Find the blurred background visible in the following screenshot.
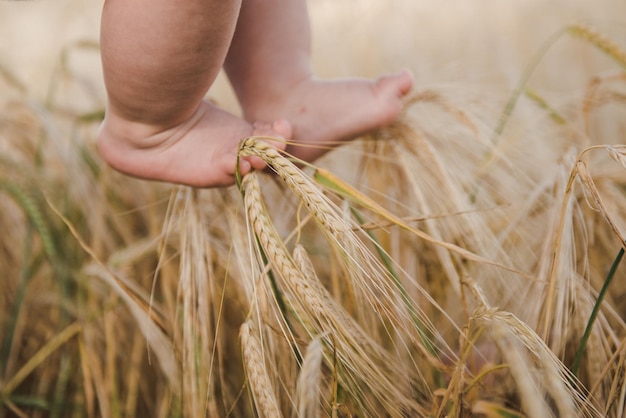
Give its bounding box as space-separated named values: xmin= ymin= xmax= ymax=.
xmin=2 ymin=0 xmax=625 ymax=112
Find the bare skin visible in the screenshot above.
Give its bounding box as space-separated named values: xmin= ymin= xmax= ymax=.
xmin=225 ymin=0 xmax=414 ymax=163
xmin=98 ymin=0 xmax=414 ymax=188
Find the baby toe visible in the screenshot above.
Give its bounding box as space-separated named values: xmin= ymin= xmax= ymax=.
xmin=271 ymin=119 xmax=293 ymax=139
xmin=376 ymin=69 xmax=414 ymax=98
xmin=252 ymin=120 xmax=290 ymax=151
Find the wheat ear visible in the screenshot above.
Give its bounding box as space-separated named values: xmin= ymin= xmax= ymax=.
xmin=239 ymin=137 xmax=351 ymax=237
xmin=568 ymin=24 xmax=626 ymax=70
xmin=241 ymin=172 xmax=426 ymax=416
xmin=240 ymin=319 xmax=282 ymax=418
xmin=294 ymin=337 xmax=324 ymax=418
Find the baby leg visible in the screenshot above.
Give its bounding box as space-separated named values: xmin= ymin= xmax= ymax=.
xmin=225 ymin=0 xmax=414 ymax=163
xmin=98 ymin=0 xmax=288 ymax=187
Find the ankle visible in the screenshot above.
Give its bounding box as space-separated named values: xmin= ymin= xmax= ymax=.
xmin=237 ymin=71 xmax=314 ymax=120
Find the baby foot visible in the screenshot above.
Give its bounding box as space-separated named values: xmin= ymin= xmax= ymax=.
xmin=247 ymin=119 xmax=292 ymax=170
xmin=242 ymin=69 xmax=414 ymax=163
xmin=97 ymin=101 xmax=290 ymax=188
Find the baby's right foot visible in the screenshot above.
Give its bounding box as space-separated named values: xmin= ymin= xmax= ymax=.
xmin=97 ymin=101 xmax=290 ymax=188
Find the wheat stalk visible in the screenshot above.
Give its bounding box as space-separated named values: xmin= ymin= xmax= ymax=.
xmin=241 ymin=171 xmax=426 ymax=416
xmin=176 ymin=188 xmax=215 ymax=417
xmin=240 ymin=136 xmax=464 ymax=351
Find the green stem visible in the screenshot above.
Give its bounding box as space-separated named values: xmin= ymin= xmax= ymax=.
xmin=571 ymin=246 xmax=624 ymax=376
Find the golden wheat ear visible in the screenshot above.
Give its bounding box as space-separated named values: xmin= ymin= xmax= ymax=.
xmin=240 ymin=319 xmax=283 ymax=418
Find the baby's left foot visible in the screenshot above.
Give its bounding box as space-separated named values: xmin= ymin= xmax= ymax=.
xmin=242 ymin=69 xmax=414 ymax=163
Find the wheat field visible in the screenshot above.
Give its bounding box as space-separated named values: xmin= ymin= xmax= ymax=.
xmin=2 ymin=0 xmax=626 ymax=417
